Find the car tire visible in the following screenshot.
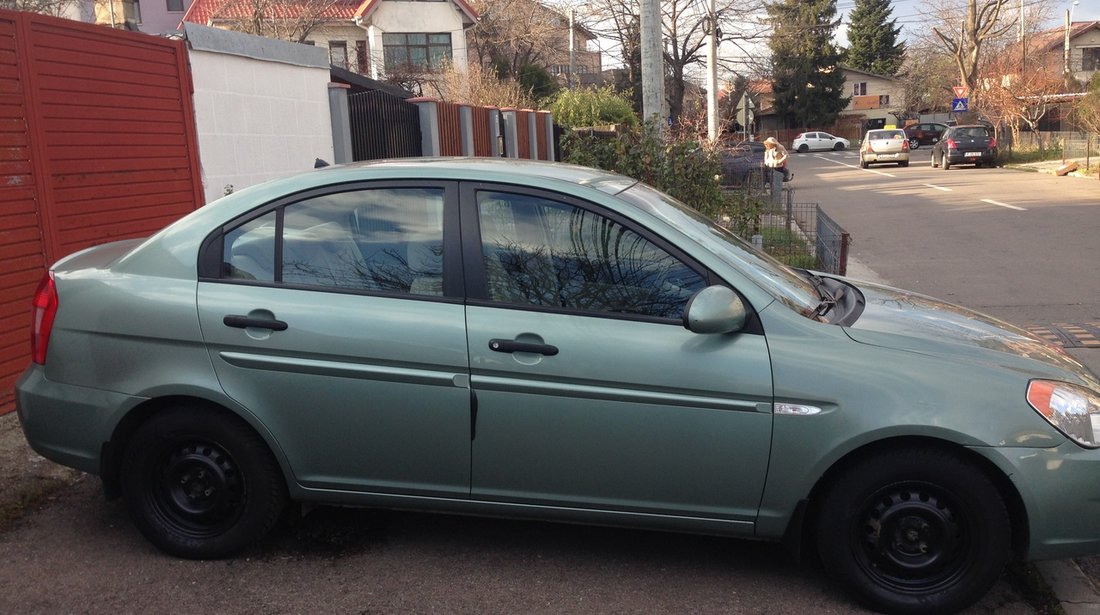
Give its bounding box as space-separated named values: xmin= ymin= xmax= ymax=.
xmin=120 ymin=405 xmax=287 ymax=559
xmin=834 ymin=143 xmax=845 ymax=151
xmin=815 ymin=447 xmax=1011 ymax=615
xmin=908 ymin=138 xmax=919 ymax=149
xmin=798 ymin=144 xmax=809 ymax=153
xmin=942 ymin=159 xmax=951 ymax=170
xmin=860 ymin=159 xmax=868 ymax=169
xmin=900 ymin=161 xmax=909 ymax=167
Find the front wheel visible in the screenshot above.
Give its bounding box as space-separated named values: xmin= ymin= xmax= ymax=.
xmin=834 ymin=143 xmax=846 ymax=151
xmin=815 ymin=448 xmax=1010 ymax=614
xmin=121 ymin=405 xmax=287 ymax=559
xmin=797 ymin=144 xmax=809 ymax=153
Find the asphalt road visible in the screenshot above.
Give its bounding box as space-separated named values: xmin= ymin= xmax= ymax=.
xmin=786 ymin=146 xmax=1100 ymax=325
xmin=2 ymin=151 xmax=1087 ymax=614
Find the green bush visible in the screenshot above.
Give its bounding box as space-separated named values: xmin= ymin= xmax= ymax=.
xmin=549 ymin=86 xmax=638 ymax=129
xmin=560 ymin=121 xmax=768 ymax=238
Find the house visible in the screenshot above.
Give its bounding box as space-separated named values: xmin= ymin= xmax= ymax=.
xmin=839 ymin=65 xmax=902 ymax=127
xmin=180 ymin=0 xmax=478 ymax=80
xmin=1029 ymin=21 xmax=1100 ymax=86
xmin=55 ymin=0 xmax=195 ymax=34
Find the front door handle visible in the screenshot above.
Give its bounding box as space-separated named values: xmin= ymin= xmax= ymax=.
xmin=224 ymin=314 xmax=288 ymax=331
xmin=488 ymin=339 xmax=559 ymax=356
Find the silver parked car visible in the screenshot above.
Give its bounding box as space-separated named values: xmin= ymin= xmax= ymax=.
xmin=860 ymin=129 xmax=910 ymax=168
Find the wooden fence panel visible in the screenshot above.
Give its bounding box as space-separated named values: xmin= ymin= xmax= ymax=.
xmin=0 ymin=9 xmax=203 ymax=415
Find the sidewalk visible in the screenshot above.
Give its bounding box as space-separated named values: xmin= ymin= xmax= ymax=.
xmin=1006 ymin=157 xmax=1098 ymax=178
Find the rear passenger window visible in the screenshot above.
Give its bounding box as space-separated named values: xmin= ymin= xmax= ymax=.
xmin=221 ymin=188 xmax=445 ymax=296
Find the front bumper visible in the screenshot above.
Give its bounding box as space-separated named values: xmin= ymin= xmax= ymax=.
xmin=15 ymin=366 xmax=141 ymax=475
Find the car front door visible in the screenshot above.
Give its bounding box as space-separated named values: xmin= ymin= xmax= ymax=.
xmin=460 ymin=185 xmax=773 ymax=531
xmin=196 ymin=183 xmax=472 ymax=498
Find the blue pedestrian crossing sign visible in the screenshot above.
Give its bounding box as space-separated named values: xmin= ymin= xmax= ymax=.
xmin=952 ymin=97 xmax=969 ymax=112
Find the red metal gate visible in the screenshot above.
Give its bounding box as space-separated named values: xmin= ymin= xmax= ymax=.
xmin=0 ymin=10 xmax=204 ymax=415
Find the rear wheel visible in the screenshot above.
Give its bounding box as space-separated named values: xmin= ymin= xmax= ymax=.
xmin=121 ymin=405 xmax=287 ymax=559
xmin=900 ymin=161 xmax=909 ymax=167
xmin=860 ymin=159 xmax=869 ymax=169
xmin=908 ymin=138 xmax=919 ymax=149
xmin=815 ymin=448 xmax=1010 ymax=614
xmin=941 ymin=158 xmax=951 ymax=170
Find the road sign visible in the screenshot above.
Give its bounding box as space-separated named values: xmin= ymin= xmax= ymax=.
xmin=953 ymin=86 xmax=969 ymax=98
xmin=952 ymin=97 xmax=969 ymax=112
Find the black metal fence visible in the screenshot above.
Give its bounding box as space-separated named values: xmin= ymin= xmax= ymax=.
xmin=758 ymin=196 xmax=850 ymax=275
xmin=348 ymin=90 xmax=422 ymax=161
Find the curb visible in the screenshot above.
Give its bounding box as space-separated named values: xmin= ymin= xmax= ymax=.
xmin=1037 ymin=560 xmax=1100 ymax=614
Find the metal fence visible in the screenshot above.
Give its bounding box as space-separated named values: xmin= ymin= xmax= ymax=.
xmin=757 ymin=196 xmax=850 ymax=275
xmin=348 ymin=89 xmax=422 ymax=161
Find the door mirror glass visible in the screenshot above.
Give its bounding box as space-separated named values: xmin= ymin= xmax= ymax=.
xmin=683 ymin=286 xmax=747 ymax=334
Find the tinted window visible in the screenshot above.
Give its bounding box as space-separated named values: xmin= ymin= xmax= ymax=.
xmin=477 ymin=191 xmax=706 ymax=319
xmin=221 ymin=188 xmax=445 ymax=296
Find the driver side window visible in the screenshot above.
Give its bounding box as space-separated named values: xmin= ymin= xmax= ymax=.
xmin=476 ymin=190 xmax=706 ymax=319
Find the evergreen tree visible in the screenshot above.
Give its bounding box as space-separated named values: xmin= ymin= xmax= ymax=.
xmin=845 ymin=0 xmax=905 ymax=76
xmin=767 ymin=0 xmax=849 ymax=129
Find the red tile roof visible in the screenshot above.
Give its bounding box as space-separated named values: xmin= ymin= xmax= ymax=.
xmin=182 ymin=0 xmax=478 ymax=28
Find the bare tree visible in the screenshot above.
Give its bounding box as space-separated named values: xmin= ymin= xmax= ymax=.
xmin=1 ymin=0 xmax=75 ymax=16
xmin=467 ymin=0 xmax=569 ymax=78
xmin=928 ymin=0 xmax=1016 ymax=98
xmin=208 ymin=0 xmax=343 ymax=43
xmin=980 ymin=36 xmax=1064 ymax=145
xmin=422 ymin=60 xmax=540 ymax=109
xmin=585 ymin=0 xmax=769 ymax=126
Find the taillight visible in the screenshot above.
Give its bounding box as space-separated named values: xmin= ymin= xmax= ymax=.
xmin=31 ymin=272 xmax=58 ymax=365
xmin=862 ymin=141 xmax=872 ymax=153
xmin=902 ymin=139 xmax=910 ymax=151
xmin=989 ymin=137 xmax=997 ymax=148
xmin=946 ymin=138 xmax=957 ymax=149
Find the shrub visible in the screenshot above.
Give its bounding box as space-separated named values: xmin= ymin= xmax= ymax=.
xmin=549 ymin=86 xmax=638 ymax=129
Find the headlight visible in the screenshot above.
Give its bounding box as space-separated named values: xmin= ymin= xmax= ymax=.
xmin=1027 ymin=380 xmax=1100 ymax=448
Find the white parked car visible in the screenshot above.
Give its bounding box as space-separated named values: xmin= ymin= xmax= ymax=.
xmin=792 ymin=131 xmax=850 ymax=152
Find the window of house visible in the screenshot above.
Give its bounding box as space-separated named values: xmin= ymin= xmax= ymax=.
xmin=1083 ymin=47 xmax=1100 ymax=72
xmin=166 ymin=0 xmax=184 ymax=12
xmin=329 ymin=41 xmax=348 ymax=69
xmin=853 ymin=82 xmax=867 ymax=96
xmin=355 ymin=40 xmax=369 ymax=74
xmin=220 ymin=188 xmax=446 ymax=296
xmin=878 ymin=95 xmax=890 ymax=106
xmin=476 ymin=191 xmax=705 ymax=319
xmin=383 ymin=33 xmax=452 ymax=71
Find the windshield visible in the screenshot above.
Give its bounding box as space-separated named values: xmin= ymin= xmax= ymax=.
xmin=617 ymin=182 xmax=820 ymax=313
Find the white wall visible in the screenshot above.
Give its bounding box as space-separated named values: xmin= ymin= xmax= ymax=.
xmin=188 ymin=38 xmax=333 ymax=204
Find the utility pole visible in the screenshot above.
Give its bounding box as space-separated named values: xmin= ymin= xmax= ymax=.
xmin=705 ymin=0 xmax=719 ymax=141
xmin=640 ymin=0 xmax=664 ymax=127
xmin=568 ymin=7 xmax=576 ymax=89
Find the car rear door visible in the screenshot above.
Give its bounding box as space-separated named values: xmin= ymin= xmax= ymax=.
xmin=196 ymin=182 xmax=472 ymax=498
xmin=460 ymin=184 xmax=773 ymax=531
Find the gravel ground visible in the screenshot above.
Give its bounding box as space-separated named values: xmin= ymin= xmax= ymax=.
xmin=0 ymin=411 xmax=83 ymax=531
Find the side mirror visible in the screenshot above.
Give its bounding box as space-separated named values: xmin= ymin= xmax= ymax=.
xmin=683 ymin=286 xmax=747 ymax=334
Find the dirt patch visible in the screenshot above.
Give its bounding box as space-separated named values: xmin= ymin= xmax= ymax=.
xmin=0 ymin=412 xmax=83 ymax=532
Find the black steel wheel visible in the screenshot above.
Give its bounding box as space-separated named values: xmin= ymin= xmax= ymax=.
xmin=815 ymin=448 xmax=1010 ymax=614
xmin=121 ymin=406 xmax=287 ymax=559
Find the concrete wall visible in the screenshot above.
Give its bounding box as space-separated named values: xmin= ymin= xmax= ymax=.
xmin=185 ymin=23 xmax=334 ymax=204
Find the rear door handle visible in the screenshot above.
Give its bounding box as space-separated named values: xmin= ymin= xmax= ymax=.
xmin=223 ymin=315 xmax=288 ymax=331
xmin=488 ymin=339 xmax=558 ymax=356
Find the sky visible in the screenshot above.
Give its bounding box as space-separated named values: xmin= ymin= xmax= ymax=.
xmin=836 ymin=0 xmax=1100 ymax=46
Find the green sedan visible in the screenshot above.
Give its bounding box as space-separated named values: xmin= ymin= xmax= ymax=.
xmin=16 ymin=159 xmax=1100 ymax=614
